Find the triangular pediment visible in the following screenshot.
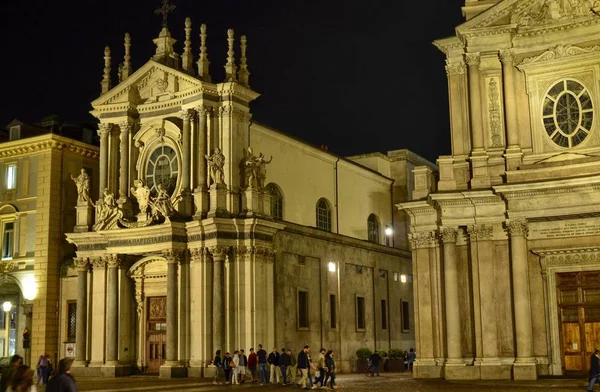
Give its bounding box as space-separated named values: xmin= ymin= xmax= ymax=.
xmin=457 ymin=0 xmax=600 ymax=35
xmin=91 ymin=60 xmax=207 ymax=108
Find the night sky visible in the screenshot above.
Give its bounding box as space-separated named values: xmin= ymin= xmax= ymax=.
xmin=1 ymin=0 xmax=465 ymax=163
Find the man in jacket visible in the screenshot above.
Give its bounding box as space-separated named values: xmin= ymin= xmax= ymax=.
xmin=589 ymin=349 xmax=600 ymax=391
xmin=45 ymin=358 xmax=78 ymax=392
xmin=247 ymin=348 xmax=258 ymax=384
xmin=0 ymin=355 xmax=22 ymax=392
xmin=296 ymin=345 xmax=310 ymax=390
xmin=238 ymin=349 xmax=248 ymax=384
xmin=279 ymin=348 xmax=291 ymax=384
xmin=267 ymin=347 xmax=281 ymax=384
xmin=257 ymin=344 xmax=269 ymax=385
xmin=287 ymin=349 xmax=297 ymax=384
xmin=369 ymin=351 xmax=382 ymax=376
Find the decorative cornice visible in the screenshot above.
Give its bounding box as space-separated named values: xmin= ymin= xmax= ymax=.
xmin=0 ymin=140 xmax=67 ymax=158
xmin=467 ymin=224 xmax=494 ymax=241
xmin=519 ymin=44 xmax=600 ymax=67
xmin=506 ymin=219 xmax=529 ymax=237
xmin=537 ymin=247 xmax=600 ymax=272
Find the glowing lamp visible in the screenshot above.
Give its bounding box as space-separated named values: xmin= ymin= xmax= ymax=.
xmin=2 ymin=301 xmax=12 ymax=313
xmin=328 ymin=261 xmax=336 ymax=272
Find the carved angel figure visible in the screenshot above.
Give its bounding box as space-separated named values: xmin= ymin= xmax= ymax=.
xmin=205 ymin=147 xmax=225 ymax=185
xmin=244 ymin=146 xmax=258 ymax=189
xmin=131 ymin=179 xmax=151 ymax=217
xmin=71 ymin=168 xmax=91 ymax=204
xmin=255 ymin=153 xmax=273 ymax=191
xmin=94 ymin=189 xmax=122 ymax=231
xmin=149 ymin=184 xmax=181 ymax=220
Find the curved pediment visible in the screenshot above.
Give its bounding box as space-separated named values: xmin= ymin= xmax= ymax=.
xmin=129 ymin=255 xmax=167 ymax=278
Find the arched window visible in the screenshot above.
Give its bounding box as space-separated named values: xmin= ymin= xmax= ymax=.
xmin=266 ymin=183 xmax=283 ymax=220
xmin=316 ymin=198 xmax=332 ymax=232
xmin=367 ymin=214 xmax=380 ymax=243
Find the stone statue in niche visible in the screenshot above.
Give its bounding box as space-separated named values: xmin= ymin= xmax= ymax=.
xmin=255 ymin=153 xmax=273 ymax=190
xmin=206 ymin=147 xmax=225 ymax=186
xmin=71 ymin=168 xmax=91 ymax=204
xmin=243 ymin=146 xmax=272 ymax=190
xmin=130 ymin=179 xmax=151 ymax=218
xmin=94 ymin=189 xmax=123 ymax=231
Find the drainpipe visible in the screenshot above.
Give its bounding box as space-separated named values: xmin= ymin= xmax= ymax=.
xmin=334 ymin=159 xmax=340 ymax=234
xmin=390 ymin=180 xmax=395 ymax=248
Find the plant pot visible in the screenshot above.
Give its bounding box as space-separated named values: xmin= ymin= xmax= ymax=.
xmin=356 ymin=360 xmax=369 ymax=373
xmin=385 ymin=359 xmax=405 ymax=372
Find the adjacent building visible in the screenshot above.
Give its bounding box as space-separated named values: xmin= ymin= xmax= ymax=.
xmin=400 ymin=0 xmax=600 ymax=381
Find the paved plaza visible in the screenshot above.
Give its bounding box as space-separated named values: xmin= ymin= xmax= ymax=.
xmin=33 ymin=372 xmax=598 ymax=391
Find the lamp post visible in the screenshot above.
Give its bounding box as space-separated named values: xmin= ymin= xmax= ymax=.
xmin=2 ymin=301 xmax=12 ymax=357
xmin=385 ymin=226 xmax=393 ymax=247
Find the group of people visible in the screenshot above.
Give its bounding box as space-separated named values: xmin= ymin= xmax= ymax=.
xmin=367 ymin=348 xmax=416 ymax=377
xmin=213 ymin=345 xmax=338 ymax=390
xmin=0 ymin=354 xmax=78 ymax=392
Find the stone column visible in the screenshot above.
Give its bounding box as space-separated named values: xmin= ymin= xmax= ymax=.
xmin=179 ymin=111 xmax=193 ymax=216
xmin=105 ymin=254 xmax=120 ymax=366
xmin=179 ymin=251 xmax=190 ymax=366
xmin=194 ymin=106 xmax=210 ymax=218
xmin=211 ymin=246 xmax=227 ymax=353
xmin=499 ymin=49 xmax=523 ymax=170
xmin=118 ymin=122 xmax=131 ymax=198
xmin=119 ymin=258 xmax=134 ymax=369
xmin=466 ymin=53 xmax=484 ymax=151
xmin=188 ymin=248 xmax=205 ymax=377
xmin=74 ymin=257 xmax=89 ymax=367
xmin=98 ymin=124 xmax=112 ymax=193
xmin=440 ymin=228 xmax=464 ymax=369
xmin=507 ymin=220 xmax=537 ymax=380
xmin=160 ymin=250 xmax=186 ymax=378
xmin=89 ymin=257 xmax=106 ymax=369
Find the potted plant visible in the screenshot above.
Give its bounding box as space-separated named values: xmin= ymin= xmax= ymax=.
xmin=355 ymin=348 xmax=373 ymax=373
xmin=386 ymin=348 xmax=405 ymax=372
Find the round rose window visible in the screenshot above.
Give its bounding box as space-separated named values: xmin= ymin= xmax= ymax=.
xmin=542 ymin=79 xmax=593 ymax=148
xmin=145 ymin=145 xmax=178 ymax=195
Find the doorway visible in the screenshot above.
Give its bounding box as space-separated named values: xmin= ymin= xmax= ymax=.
xmin=557 ymin=271 xmax=600 ymax=375
xmin=145 ymin=296 xmax=167 ymax=373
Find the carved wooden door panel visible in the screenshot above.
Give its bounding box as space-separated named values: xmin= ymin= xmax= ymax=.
xmin=146 ymin=297 xmax=167 ymax=373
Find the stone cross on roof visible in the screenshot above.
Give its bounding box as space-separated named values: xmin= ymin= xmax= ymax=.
xmin=155 ymin=0 xmax=176 ymax=28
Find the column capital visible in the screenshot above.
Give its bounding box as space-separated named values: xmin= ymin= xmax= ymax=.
xmin=91 ymin=256 xmax=106 ymax=270
xmin=445 ymin=60 xmax=466 ymax=77
xmin=179 ymin=109 xmax=195 ymax=122
xmin=465 ymin=52 xmax=481 ymax=67
xmin=97 ymin=123 xmax=113 ymax=137
xmin=440 ymin=227 xmax=458 ymax=243
xmin=74 ymin=257 xmax=89 ymax=272
xmin=189 ymin=247 xmax=208 ymax=262
xmin=119 ymin=121 xmax=132 ymax=133
xmin=106 ymin=254 xmax=124 ymax=269
xmin=409 ymin=231 xmax=436 ymax=249
xmin=209 ymin=245 xmax=230 ymax=259
xmin=194 ymin=105 xmax=212 ymax=116
xmin=506 ymin=219 xmax=529 ymax=238
xmin=162 ymin=249 xmax=187 ymax=264
xmin=499 ymin=49 xmax=515 ymax=64
xmin=467 ymin=224 xmax=494 ymax=241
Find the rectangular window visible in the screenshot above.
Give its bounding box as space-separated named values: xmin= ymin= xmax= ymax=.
xmin=402 ymin=300 xmax=410 ymax=332
xmin=5 ymin=164 xmax=16 ymax=190
xmin=329 ymin=294 xmax=336 ymax=329
xmin=356 ymin=296 xmax=366 ymax=330
xmin=2 ymin=222 xmax=14 ymax=260
xmin=67 ymin=301 xmax=77 ymax=341
xmin=9 ymin=127 xmax=20 ymax=141
xmin=379 ymin=269 xmax=386 ymax=278
xmin=297 ymin=290 xmax=309 ymax=329
xmin=381 ymin=299 xmax=387 ymax=330
xmin=393 ymin=272 xmax=399 ymax=282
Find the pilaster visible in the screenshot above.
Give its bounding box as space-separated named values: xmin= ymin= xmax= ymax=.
xmin=188 ymin=248 xmax=210 ymax=377
xmin=193 ymin=106 xmax=210 ymax=218
xmin=73 ymin=257 xmax=89 ymax=368
xmin=499 ymin=49 xmax=522 ymax=171
xmin=178 ymin=110 xmax=193 ymax=216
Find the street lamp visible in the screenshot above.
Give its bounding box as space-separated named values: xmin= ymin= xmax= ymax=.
xmin=385 ymin=226 xmax=393 ymax=246
xmin=328 ymin=261 xmax=336 ymax=272
xmin=2 ymin=301 xmax=11 ymax=357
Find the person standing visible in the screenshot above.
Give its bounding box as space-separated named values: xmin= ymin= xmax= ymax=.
xmin=238 ymin=349 xmax=248 ymax=384
xmin=315 ymin=348 xmax=326 ymax=387
xmin=407 ymin=348 xmax=416 ymax=372
xmin=279 ymin=348 xmax=291 ymax=384
xmin=212 ymin=350 xmax=224 ymax=385
xmin=325 ymin=350 xmax=337 ymax=390
xmin=589 ymin=349 xmax=600 ymax=391
xmin=222 ymin=352 xmax=233 ymax=385
xmin=296 ymin=345 xmax=310 ymax=390
xmin=45 ymin=358 xmax=78 ymax=392
xmin=232 ymin=350 xmax=240 ymax=384
xmin=35 ymin=353 xmax=50 ymax=386
xmin=6 ymin=365 xmax=36 ymax=392
xmin=247 ymin=348 xmax=258 ymax=384
xmin=268 ymin=347 xmax=281 ymax=384
xmin=369 ymin=351 xmax=382 ymax=376
xmin=287 ymin=349 xmax=297 ymax=385
xmin=1 ymin=355 xmax=23 ymax=392
xmin=257 ymin=344 xmax=269 ymax=385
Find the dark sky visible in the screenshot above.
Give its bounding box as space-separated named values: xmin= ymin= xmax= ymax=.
xmin=0 ymin=0 xmax=465 ymax=163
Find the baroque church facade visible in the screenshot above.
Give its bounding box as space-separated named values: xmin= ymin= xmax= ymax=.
xmin=61 ymin=16 xmax=425 ymax=377
xmin=400 ymin=0 xmax=600 ymax=382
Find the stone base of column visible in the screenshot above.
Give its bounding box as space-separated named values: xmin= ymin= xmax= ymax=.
xmin=187 ymin=365 xmax=206 ymax=378
xmin=513 ymin=360 xmax=537 ymax=380
xmin=71 ymin=363 xmax=102 ymax=377
xmin=75 ymin=203 xmax=93 ymax=232
xmin=207 ymin=184 xmax=229 ymax=218
xmin=101 ymin=363 xmax=132 ymax=377
xmin=242 ymin=187 xmax=261 ymax=217
xmin=504 ymin=146 xmax=523 ymax=171
xmin=475 ymin=358 xmax=511 ymax=380
xmin=177 ymin=189 xmax=193 ymax=217
xmin=413 ymin=359 xmax=442 ymax=378
xmin=470 ymin=153 xmax=491 ymax=189
xmin=193 ymin=187 xmax=209 ymax=219
xmin=159 ymin=363 xmax=188 ymax=378
xmin=443 ymin=362 xmax=471 ymax=380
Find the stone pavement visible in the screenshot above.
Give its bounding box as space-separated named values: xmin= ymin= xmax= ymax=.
xmin=35 ymin=372 xmax=596 ymax=391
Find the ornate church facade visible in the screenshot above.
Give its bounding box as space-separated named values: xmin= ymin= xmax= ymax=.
xmin=400 ymin=0 xmax=600 ymax=381
xmin=62 ymin=15 xmax=424 ymax=377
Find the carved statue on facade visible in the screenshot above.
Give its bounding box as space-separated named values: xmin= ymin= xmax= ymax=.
xmin=71 ymin=168 xmax=91 ymax=204
xmin=205 ymin=147 xmax=225 ymax=186
xmin=94 ymin=189 xmax=123 ymax=231
xmin=148 ymin=184 xmax=181 ymax=221
xmin=255 ymin=153 xmax=273 ymax=190
xmin=243 ymin=147 xmax=273 ymax=190
xmin=131 ymin=179 xmax=151 ymax=217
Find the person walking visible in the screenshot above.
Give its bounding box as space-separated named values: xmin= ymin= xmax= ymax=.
xmin=35 ymin=353 xmax=50 ymax=386
xmin=222 ymin=352 xmax=233 ymax=384
xmin=325 ymin=350 xmax=337 ymax=390
xmin=239 ymin=349 xmax=248 ymax=384
xmin=279 ymin=348 xmax=291 ymax=384
xmin=589 ymin=349 xmax=600 ymax=391
xmin=296 ymin=345 xmax=310 ymax=390
xmin=232 ymin=350 xmax=240 ymax=384
xmin=268 ymin=347 xmax=281 ymax=384
xmin=257 ymin=344 xmax=269 ymax=385
xmin=369 ymin=351 xmax=382 ymax=376
xmin=6 ymin=365 xmax=36 ymax=392
xmin=407 ymin=348 xmax=416 ymax=372
xmin=287 ymin=349 xmax=297 ymax=385
xmin=45 ymin=358 xmax=78 ymax=392
xmin=247 ymin=348 xmax=258 ymax=384
xmin=1 ymin=355 xmax=23 ymax=392
xmin=213 ymin=350 xmax=224 ymax=385
xmin=315 ymin=348 xmax=326 ymax=387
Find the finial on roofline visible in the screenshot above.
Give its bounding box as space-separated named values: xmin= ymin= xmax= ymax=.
xmin=238 ymin=35 xmax=250 ymax=87
xmin=182 ymin=17 xmax=194 ymax=74
xmin=101 ymin=46 xmax=112 ymax=95
xmin=224 ymin=29 xmax=237 ymax=82
xmin=197 ymin=24 xmax=211 ymax=81
xmin=121 ymin=33 xmax=132 ymax=80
